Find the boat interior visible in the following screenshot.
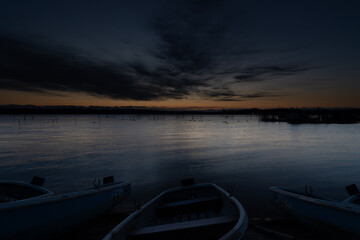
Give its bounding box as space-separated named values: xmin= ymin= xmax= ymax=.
xmin=347 ymin=197 xmax=360 ymax=204
xmin=344 ymin=184 xmax=360 ymax=204
xmin=0 ymin=182 xmax=50 ymax=203
xmin=118 ymin=185 xmax=239 ymax=240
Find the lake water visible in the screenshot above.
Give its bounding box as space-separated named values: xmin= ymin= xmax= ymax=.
xmin=0 ymin=114 xmax=359 ymax=217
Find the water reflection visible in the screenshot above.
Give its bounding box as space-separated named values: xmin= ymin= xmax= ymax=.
xmin=0 ymin=115 xmax=359 ymax=217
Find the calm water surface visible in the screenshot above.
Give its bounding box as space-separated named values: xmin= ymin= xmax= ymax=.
xmin=0 ymin=114 xmax=359 ymax=217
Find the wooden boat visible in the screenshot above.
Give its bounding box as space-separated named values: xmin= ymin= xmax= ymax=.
xmin=270 ymin=184 xmax=360 ymax=239
xmin=103 ymin=179 xmax=248 ymax=240
xmin=0 ymin=176 xmax=131 ymax=240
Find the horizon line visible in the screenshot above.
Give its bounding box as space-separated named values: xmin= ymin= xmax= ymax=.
xmin=1 ymin=104 xmax=359 ymax=111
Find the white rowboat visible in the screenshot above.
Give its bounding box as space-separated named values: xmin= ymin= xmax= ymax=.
xmin=270 ymin=185 xmax=360 ymax=239
xmin=0 ymin=177 xmax=131 ymax=240
xmin=103 ymin=180 xmax=248 ymax=240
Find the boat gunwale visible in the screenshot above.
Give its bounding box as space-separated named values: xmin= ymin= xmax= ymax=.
xmin=0 ymin=180 xmax=130 ymax=211
xmin=213 ymin=183 xmax=248 ymax=240
xmin=102 ymin=183 xmax=248 ymax=240
xmin=270 ymin=186 xmax=360 ymax=215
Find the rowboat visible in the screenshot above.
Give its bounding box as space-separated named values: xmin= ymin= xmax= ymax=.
xmin=103 ymin=179 xmax=248 ymax=240
xmin=0 ymin=177 xmax=54 ymax=203
xmin=270 ymin=184 xmax=360 ymax=239
xmin=0 ymin=176 xmax=131 ymax=240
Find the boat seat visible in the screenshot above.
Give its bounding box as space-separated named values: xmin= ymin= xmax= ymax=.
xmin=0 ymin=194 xmax=17 ymax=203
xmin=157 ymin=196 xmax=222 ymax=216
xmin=129 ymin=215 xmax=237 ymax=240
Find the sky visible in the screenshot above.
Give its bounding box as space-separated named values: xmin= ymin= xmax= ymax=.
xmin=0 ymin=0 xmax=359 ymax=109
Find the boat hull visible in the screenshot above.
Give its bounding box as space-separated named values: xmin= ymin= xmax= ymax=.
xmin=0 ymin=181 xmax=131 ymax=240
xmin=104 ymin=183 xmax=248 ymax=240
xmin=270 ymin=186 xmax=360 ymax=239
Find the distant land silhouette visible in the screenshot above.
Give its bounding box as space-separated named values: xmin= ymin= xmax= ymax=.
xmin=0 ymin=105 xmax=359 ymax=124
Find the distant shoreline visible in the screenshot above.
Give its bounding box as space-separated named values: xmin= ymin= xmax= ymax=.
xmin=1 ymin=105 xmax=359 ymax=123
xmin=0 ymin=105 xmax=359 ymax=116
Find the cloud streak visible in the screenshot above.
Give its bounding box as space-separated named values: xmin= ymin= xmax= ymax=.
xmin=0 ymin=35 xmax=181 ymax=101
xmin=234 ymin=66 xmax=311 ymax=83
xmin=0 ymin=1 xmax=311 ymax=102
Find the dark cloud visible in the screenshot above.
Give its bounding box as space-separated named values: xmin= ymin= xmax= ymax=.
xmin=199 ymin=88 xmax=238 ymax=99
xmin=240 ymin=92 xmax=285 ymax=99
xmin=0 ymin=0 xmax=311 ymax=102
xmin=0 ymin=35 xmax=184 ymax=101
xmin=152 ymin=0 xmax=229 ymax=74
xmin=148 ymin=0 xmax=310 ymax=98
xmin=1 ymin=0 xmax=359 ymax=107
xmin=204 ymin=91 xmax=285 ymax=102
xmin=234 ymin=66 xmax=310 ymax=83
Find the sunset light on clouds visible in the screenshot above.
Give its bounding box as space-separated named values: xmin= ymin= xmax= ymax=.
xmin=1 ymin=0 xmax=359 ymax=108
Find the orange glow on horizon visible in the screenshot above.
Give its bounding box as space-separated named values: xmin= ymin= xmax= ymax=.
xmin=1 ymin=89 xmax=359 ymax=109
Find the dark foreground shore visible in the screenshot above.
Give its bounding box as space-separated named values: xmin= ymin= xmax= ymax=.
xmin=53 ymin=204 xmax=324 ymax=240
